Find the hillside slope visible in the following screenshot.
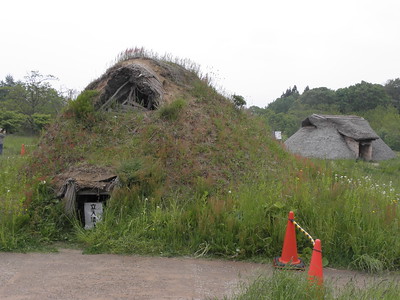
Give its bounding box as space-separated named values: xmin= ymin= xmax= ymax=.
xmin=31 ymin=57 xmax=287 ymax=200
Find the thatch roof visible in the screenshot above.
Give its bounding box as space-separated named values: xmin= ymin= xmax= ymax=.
xmin=285 ymin=114 xmax=396 ymax=161
xmin=55 ymin=164 xmax=117 ymax=195
xmin=54 ymin=165 xmax=118 ymax=216
xmin=301 ymin=114 xmax=379 ymax=140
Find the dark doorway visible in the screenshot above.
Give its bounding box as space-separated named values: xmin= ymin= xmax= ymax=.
xmin=359 ymin=141 xmax=372 ymax=161
xmin=76 ymin=191 xmax=110 ymax=228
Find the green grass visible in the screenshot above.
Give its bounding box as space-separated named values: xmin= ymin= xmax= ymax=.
xmin=223 ymin=270 xmax=400 ymax=300
xmin=76 ymin=154 xmax=400 ymax=271
xmin=0 ymin=135 xmax=73 ymax=251
xmin=26 ymin=76 xmax=398 ymax=272
xmin=3 ymin=111 xmax=400 ymax=273
xmin=2 ymin=134 xmax=38 ymax=156
xmin=1 ymin=58 xmax=399 ymax=277
xmin=0 ymin=135 xmax=38 ymax=250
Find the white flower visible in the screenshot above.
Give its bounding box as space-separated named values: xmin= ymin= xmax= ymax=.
xmin=228 ymin=190 xmax=232 ymax=194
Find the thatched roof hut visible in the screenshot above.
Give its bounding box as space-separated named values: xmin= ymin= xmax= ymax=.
xmin=285 ymin=114 xmax=396 ymax=161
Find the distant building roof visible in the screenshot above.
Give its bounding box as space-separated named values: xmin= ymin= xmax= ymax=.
xmin=301 ymin=114 xmax=379 ymax=141
xmin=285 ymin=114 xmax=396 ymax=161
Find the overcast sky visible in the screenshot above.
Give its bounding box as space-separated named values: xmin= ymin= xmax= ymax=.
xmin=1 ymin=0 xmax=399 ymax=107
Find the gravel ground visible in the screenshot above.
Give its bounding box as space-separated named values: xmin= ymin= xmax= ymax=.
xmin=0 ymin=249 xmax=395 ymax=300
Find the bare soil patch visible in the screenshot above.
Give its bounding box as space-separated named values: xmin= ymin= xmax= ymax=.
xmin=0 ymin=249 xmax=395 ymax=300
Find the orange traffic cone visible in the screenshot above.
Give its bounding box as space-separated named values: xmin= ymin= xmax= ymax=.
xmin=21 ymin=144 xmax=26 ymax=156
xmin=273 ymin=211 xmax=305 ymax=270
xmin=308 ymin=239 xmax=323 ymax=286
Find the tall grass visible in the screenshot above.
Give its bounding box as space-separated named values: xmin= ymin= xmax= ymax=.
xmin=224 ymin=271 xmax=400 ymax=300
xmin=77 ymin=154 xmax=400 ymax=271
xmin=113 ymin=47 xmax=204 ymax=80
xmin=0 ymin=135 xmax=71 ymax=251
xmin=0 ymin=135 xmax=38 ymax=250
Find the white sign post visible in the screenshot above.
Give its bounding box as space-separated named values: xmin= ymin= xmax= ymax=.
xmin=84 ymin=202 xmax=103 ymax=229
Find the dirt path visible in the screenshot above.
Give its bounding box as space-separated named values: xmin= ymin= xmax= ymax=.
xmin=0 ymin=249 xmax=393 ymax=300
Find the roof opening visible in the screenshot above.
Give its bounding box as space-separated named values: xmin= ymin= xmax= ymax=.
xmin=301 ymin=117 xmax=316 ymax=128
xmin=99 ymin=64 xmax=163 ymax=111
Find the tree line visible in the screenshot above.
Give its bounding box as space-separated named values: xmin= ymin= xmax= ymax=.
xmin=0 ymin=72 xmax=73 ymax=134
xmin=250 ymin=79 xmax=400 ymax=151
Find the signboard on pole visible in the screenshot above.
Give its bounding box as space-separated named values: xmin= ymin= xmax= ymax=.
xmin=84 ymin=202 xmax=103 ymax=229
xmin=274 ymin=131 xmax=282 ymax=140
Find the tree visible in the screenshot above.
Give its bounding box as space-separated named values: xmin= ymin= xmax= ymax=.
xmin=0 ymin=110 xmax=26 ymax=133
xmin=267 ymin=85 xmax=301 ymax=114
xmin=7 ymin=71 xmax=66 ymax=132
xmin=336 ymin=81 xmax=391 ymax=113
xmin=384 ymin=78 xmax=400 ymax=112
xmin=268 ymin=95 xmax=298 ymax=114
xmin=281 ymin=85 xmax=299 ymax=98
xmin=0 ymin=75 xmax=18 ymax=102
xmin=363 ymin=105 xmax=400 ymax=151
xmin=299 ymin=87 xmax=338 ymax=107
xmin=32 ymin=113 xmax=52 ymax=131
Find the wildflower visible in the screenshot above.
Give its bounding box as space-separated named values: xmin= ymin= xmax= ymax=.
xmin=7 ymin=189 xmax=10 ymax=193
xmin=372 ymin=210 xmax=376 ymax=213
xmin=228 ymin=190 xmax=232 ymax=194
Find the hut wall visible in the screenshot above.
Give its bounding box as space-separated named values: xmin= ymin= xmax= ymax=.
xmin=344 ymin=136 xmax=359 ymax=158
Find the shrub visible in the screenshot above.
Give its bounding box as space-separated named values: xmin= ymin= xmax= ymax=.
xmin=117 ymin=157 xmax=165 ymax=198
xmin=232 ymin=94 xmax=246 ymax=109
xmin=66 ymin=90 xmax=99 ymax=120
xmin=158 ymin=98 xmax=187 ymax=121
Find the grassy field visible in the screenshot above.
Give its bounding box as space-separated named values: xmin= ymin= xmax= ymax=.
xmin=1 ymin=135 xmax=38 ymax=156
xmin=75 ymin=153 xmax=400 ymax=272
xmin=224 ymin=270 xmax=400 ymax=300
xmin=0 ymin=135 xmax=36 ymax=250
xmin=1 ymin=136 xmax=400 ymax=298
